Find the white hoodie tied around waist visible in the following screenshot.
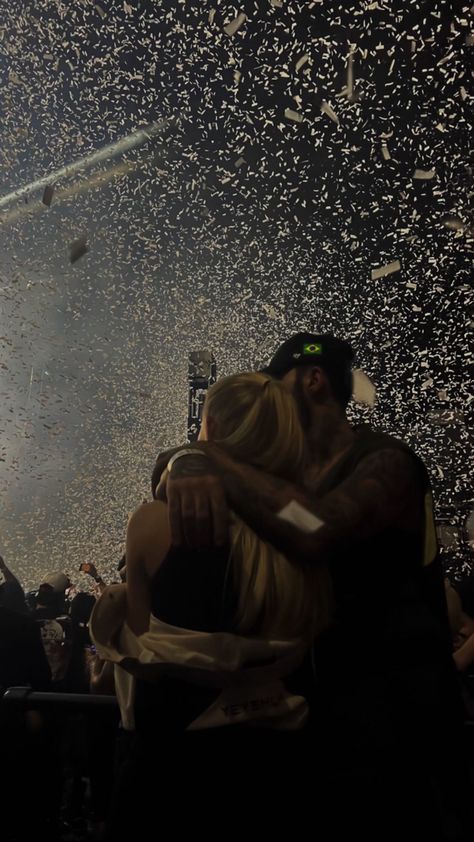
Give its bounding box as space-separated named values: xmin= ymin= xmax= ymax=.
xmin=89 ymin=584 xmax=309 ymax=732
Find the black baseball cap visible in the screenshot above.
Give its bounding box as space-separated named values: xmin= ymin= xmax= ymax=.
xmin=259 ymin=332 xmax=355 ymax=379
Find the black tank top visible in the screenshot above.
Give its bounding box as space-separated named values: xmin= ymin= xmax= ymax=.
xmin=148 ymin=544 xmax=236 ymax=633
xmin=134 ymin=543 xmax=237 ymax=734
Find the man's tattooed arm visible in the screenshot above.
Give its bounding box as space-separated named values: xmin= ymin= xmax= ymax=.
xmin=165 ymin=443 xmax=309 ymax=557
xmin=172 ymin=445 xmax=421 ymax=566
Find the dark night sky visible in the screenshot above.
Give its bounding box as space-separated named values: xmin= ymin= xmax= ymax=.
xmin=0 ymin=0 xmax=472 ymax=589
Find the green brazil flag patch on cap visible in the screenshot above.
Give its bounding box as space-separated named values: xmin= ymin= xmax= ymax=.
xmin=303 ymin=343 xmax=322 ymax=355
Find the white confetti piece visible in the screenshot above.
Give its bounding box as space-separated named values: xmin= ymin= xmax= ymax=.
xmin=277 ymin=501 xmax=325 ymax=534
xmin=284 ymin=108 xmax=303 ymax=123
xmin=413 ymin=168 xmax=436 ymax=180
xmin=442 ymin=216 xmax=464 ymax=231
xmin=437 ymin=51 xmax=456 ymax=66
xmin=352 ymin=369 xmax=376 ymax=407
xmin=320 ymin=101 xmax=339 ymax=125
xmin=69 ymin=236 xmax=88 ymax=264
xmin=42 ymin=185 xmax=54 ymax=207
xmin=223 ymin=12 xmax=246 ymax=36
xmin=371 ymin=260 xmax=401 ymax=280
xmin=8 ymin=69 xmax=23 ymax=85
xmin=295 ymin=55 xmax=309 ymax=72
xmin=338 ymin=51 xmax=355 ymax=99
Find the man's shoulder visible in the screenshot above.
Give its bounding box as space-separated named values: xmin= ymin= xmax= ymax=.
xmin=355 ymin=425 xmax=425 ymax=467
xmin=352 ymin=426 xmax=430 ymax=498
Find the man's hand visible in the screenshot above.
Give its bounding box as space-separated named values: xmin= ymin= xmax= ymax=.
xmin=164 ymin=446 xmax=230 ymax=549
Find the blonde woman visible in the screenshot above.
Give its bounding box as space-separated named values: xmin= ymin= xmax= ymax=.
xmin=128 ymin=373 xmax=331 ymax=637
xmin=96 ymin=373 xmax=332 ymax=840
xmin=119 ymin=372 xmax=333 ymax=730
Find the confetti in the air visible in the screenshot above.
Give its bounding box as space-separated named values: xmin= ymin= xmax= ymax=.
xmin=295 ymin=55 xmax=310 ymax=72
xmin=442 ymin=216 xmax=465 ymax=232
xmin=352 ymin=370 xmax=376 ymax=407
xmin=69 ymin=236 xmax=88 ymax=264
xmin=223 ymin=13 xmax=247 ymax=36
xmin=42 ymin=185 xmax=55 ymax=207
xmin=0 ymin=0 xmax=471 ymax=589
xmin=413 ymin=169 xmax=436 ymax=180
xmin=284 ymin=108 xmax=304 ymax=123
xmin=320 ymin=101 xmax=340 ymax=125
xmin=371 ymin=260 xmax=402 ymax=280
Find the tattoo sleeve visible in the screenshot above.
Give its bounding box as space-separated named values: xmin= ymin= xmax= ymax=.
xmin=206 ymin=446 xmax=420 ymax=566
xmin=201 ymin=446 xmax=318 ymax=564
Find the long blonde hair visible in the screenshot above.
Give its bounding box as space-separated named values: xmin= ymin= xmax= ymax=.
xmin=203 ymin=372 xmax=333 ymax=641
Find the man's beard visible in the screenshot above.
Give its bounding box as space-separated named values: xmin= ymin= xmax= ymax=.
xmin=293 ymin=369 xmax=313 ymax=434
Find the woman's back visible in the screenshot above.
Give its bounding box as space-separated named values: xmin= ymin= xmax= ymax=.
xmin=149 ymin=542 xmax=235 ymax=633
xmin=134 ymin=542 xmax=238 ymax=734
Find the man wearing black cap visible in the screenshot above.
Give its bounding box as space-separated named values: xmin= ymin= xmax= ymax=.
xmin=151 ymin=332 xmax=471 ymax=839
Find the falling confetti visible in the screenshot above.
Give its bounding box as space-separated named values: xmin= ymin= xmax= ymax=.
xmin=320 ymin=101 xmax=340 ymax=125
xmin=371 ymin=261 xmax=402 ymax=280
xmin=284 ymin=108 xmax=304 ymax=123
xmin=352 ymin=370 xmax=376 ymax=407
xmin=295 ymin=55 xmax=310 ymax=72
xmin=42 ymin=185 xmax=54 ymax=207
xmin=413 ymin=168 xmax=436 ymax=180
xmin=69 ymin=236 xmax=88 ymax=264
xmin=0 ymin=0 xmax=471 ymax=589
xmin=223 ymin=12 xmax=246 ymax=37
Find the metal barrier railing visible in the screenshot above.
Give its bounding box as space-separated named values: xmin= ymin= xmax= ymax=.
xmin=1 ymin=686 xmax=118 ymax=711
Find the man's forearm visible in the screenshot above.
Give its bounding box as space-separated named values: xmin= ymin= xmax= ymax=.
xmin=202 ymin=445 xmax=396 ymax=564
xmin=164 ymin=442 xmax=419 ymax=566
xmin=205 ymin=446 xmax=326 ymax=565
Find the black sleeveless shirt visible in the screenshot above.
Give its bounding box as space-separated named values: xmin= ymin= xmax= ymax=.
xmin=134 ymin=543 xmax=237 ymax=734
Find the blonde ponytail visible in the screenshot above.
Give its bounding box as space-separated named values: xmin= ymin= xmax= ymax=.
xmin=204 ymin=373 xmax=333 ymax=641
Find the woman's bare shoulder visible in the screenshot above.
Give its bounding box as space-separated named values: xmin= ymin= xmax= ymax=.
xmin=127 ymin=501 xmax=171 ymax=543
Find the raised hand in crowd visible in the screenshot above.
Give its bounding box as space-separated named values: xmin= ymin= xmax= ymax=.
xmin=79 ymin=561 xmax=107 ymax=594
